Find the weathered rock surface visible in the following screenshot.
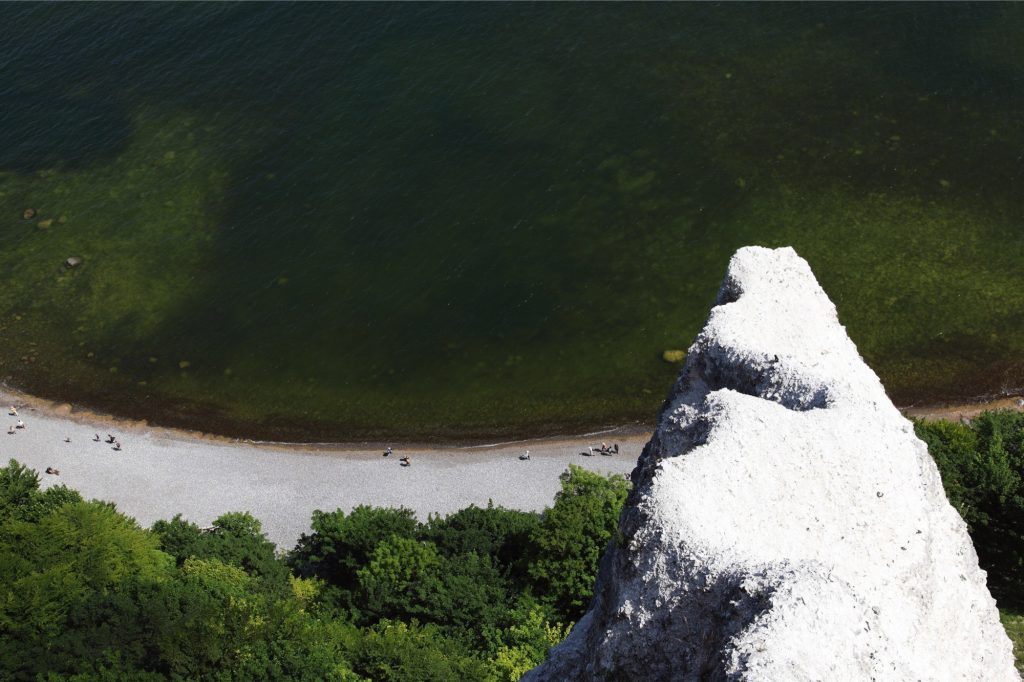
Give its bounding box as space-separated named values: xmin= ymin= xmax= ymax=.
xmin=524 ymin=246 xmax=1018 ymax=681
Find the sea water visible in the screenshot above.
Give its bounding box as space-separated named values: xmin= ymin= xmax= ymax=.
xmin=1 ymin=3 xmax=1023 ymax=441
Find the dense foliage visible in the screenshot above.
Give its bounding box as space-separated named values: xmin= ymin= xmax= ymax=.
xmin=0 ymin=462 xmax=627 ymax=681
xmin=915 ymin=411 xmax=1024 ymax=607
xmin=3 ymin=416 xmax=1023 ymax=680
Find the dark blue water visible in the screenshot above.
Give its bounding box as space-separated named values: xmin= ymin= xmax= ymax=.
xmin=2 ymin=4 xmax=1024 ymax=441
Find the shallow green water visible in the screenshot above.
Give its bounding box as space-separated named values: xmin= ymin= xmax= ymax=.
xmin=2 ymin=4 xmax=1024 ymax=441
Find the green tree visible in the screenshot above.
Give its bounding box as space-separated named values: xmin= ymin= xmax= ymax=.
xmin=142 ymin=557 xmax=363 ymax=681
xmin=0 ymin=500 xmax=174 ymax=679
xmin=0 ymin=458 xmax=39 ymax=509
xmin=357 ymin=535 xmax=444 ymax=623
xmin=340 ymin=619 xmax=495 ymax=682
xmin=488 ymin=599 xmax=570 ymax=682
xmin=355 ymin=535 xmax=511 ymax=645
xmin=423 ymin=503 xmax=540 ymax=584
xmin=917 ymin=411 xmax=1024 ymax=605
xmin=0 ymin=458 xmax=82 ymax=525
xmin=149 ymin=514 xmax=204 ymax=565
xmin=915 ymin=419 xmax=979 ymax=523
xmin=151 ymin=511 xmax=288 ymax=587
xmin=288 ymin=506 xmax=420 ymax=611
xmin=527 ymin=465 xmax=630 ymax=621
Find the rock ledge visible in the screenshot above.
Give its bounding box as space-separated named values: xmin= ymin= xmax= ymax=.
xmin=524 ymin=246 xmax=1018 ymax=681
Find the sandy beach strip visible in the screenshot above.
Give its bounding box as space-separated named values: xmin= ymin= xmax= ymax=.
xmin=4 ymin=383 xmax=1021 ymax=550
xmin=899 ymin=395 xmax=1024 ymax=422
xmin=0 ymin=388 xmax=646 ymax=549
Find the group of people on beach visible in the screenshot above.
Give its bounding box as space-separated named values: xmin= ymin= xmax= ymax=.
xmin=6 ymin=404 xmax=126 ymax=476
xmin=521 ymin=441 xmax=621 ymax=461
xmin=383 ymin=446 xmax=412 ymax=466
xmin=380 ymin=439 xmax=623 ymax=466
xmin=94 ymin=433 xmax=123 ymax=451
xmin=584 ymin=441 xmax=620 ymax=456
xmin=6 ymin=406 xmax=25 ymax=435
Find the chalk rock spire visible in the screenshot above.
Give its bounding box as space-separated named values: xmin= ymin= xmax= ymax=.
xmin=524 ymin=246 xmax=1018 ymax=681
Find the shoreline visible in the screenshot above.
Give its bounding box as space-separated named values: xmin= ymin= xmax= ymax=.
xmin=0 ymin=385 xmax=646 ymax=549
xmin=3 ymin=383 xmax=1019 ymax=550
xmin=4 ymin=382 xmax=1021 ymax=451
xmin=898 ymin=395 xmax=1024 ymax=422
xmin=0 ymin=383 xmax=652 ymax=452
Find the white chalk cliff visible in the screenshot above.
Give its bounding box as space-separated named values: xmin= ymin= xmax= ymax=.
xmin=524 ymin=247 xmax=1018 ymax=681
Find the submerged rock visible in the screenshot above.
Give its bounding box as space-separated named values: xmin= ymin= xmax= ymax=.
xmin=525 ymin=246 xmax=1017 ymax=681
xmin=661 ymin=349 xmax=686 ymax=363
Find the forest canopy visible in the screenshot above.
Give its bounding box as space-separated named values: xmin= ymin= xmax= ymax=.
xmin=0 ymin=462 xmax=627 ymax=681
xmin=1 ymin=412 xmax=1022 ymax=680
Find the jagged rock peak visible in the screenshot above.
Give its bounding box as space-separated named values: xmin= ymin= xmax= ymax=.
xmin=524 ymin=246 xmax=1018 ymax=681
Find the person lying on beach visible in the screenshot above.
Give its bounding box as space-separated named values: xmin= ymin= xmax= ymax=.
xmin=399 ymin=455 xmax=411 ymax=466
xmin=45 ymin=467 xmax=59 ymax=475
xmin=519 ymin=450 xmax=530 ymax=460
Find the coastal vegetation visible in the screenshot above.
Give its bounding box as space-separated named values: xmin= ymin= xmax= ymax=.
xmin=0 ymin=463 xmax=627 ymax=681
xmin=914 ymin=411 xmax=1024 ymax=610
xmin=1 ymin=413 xmax=1023 ymax=679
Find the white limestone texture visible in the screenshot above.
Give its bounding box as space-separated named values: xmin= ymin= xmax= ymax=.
xmin=523 ymin=246 xmax=1018 ymax=681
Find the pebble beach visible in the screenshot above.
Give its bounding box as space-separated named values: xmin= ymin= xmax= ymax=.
xmin=0 ymin=388 xmax=644 ymax=549
xmin=6 ymin=380 xmax=1022 ymax=550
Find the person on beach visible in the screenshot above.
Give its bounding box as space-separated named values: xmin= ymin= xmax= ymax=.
xmin=93 ymin=434 xmax=100 ymax=441
xmin=519 ymin=450 xmax=530 ymax=460
xmin=45 ymin=467 xmax=59 ymax=476
xmin=399 ymin=455 xmax=411 ymax=466
xmin=16 ymin=420 xmax=25 ymax=429
xmin=112 ymin=441 xmax=122 ymax=451
xmin=384 ymin=446 xmax=392 ymax=457
xmin=7 ymin=425 xmax=14 ymax=435
xmin=64 ymin=437 xmax=70 ymax=443
xmin=8 ymin=407 xmax=16 ymax=416
xmin=106 ymin=434 xmax=116 ymax=443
